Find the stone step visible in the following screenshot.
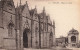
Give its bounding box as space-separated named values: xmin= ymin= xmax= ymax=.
xmin=0 ymin=49 xmax=6 ymax=50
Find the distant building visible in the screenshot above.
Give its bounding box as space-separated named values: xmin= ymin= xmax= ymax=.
xmin=56 ymin=36 xmax=67 ymax=47
xmin=56 ymin=28 xmax=79 ymax=48
xmin=68 ymin=28 xmax=79 ymax=47
xmin=0 ymin=0 xmax=55 ymax=50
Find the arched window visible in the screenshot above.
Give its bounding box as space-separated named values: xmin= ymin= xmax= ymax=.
xmin=71 ymin=36 xmax=76 ymax=43
xmin=8 ymin=22 xmax=14 ymax=37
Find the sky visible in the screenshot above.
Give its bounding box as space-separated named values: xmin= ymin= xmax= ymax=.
xmin=13 ymin=0 xmax=80 ymax=39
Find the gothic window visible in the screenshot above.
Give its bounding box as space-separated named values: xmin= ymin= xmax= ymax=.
xmin=8 ymin=22 xmax=14 ymax=37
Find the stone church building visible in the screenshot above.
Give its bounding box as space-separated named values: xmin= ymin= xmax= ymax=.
xmin=0 ymin=0 xmax=55 ymax=50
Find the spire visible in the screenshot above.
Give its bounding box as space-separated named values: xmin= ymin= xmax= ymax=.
xmin=26 ymin=1 xmax=29 ymax=8
xmin=43 ymin=6 xmax=45 ymax=13
xmin=17 ymin=2 xmax=18 ymax=7
xmin=19 ymin=0 xmax=22 ymax=13
xmin=26 ymin=1 xmax=27 ymax=4
xmin=20 ymin=0 xmax=21 ymax=6
xmin=35 ymin=5 xmax=37 ymax=13
xmin=42 ymin=6 xmax=46 ymax=16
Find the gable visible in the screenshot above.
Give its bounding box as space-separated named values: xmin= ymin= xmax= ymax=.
xmin=2 ymin=0 xmax=15 ymax=14
xmin=22 ymin=4 xmax=31 ymax=19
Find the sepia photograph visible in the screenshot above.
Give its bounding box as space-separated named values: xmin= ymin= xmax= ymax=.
xmin=0 ymin=0 xmax=80 ymax=50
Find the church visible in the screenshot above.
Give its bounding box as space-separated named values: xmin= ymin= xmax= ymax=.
xmin=0 ymin=0 xmax=55 ymax=50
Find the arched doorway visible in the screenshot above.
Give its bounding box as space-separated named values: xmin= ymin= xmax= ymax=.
xmin=23 ymin=28 xmax=30 ymax=48
xmin=49 ymin=32 xmax=53 ymax=47
xmin=71 ymin=36 xmax=76 ymax=43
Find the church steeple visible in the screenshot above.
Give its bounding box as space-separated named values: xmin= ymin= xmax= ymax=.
xmin=20 ymin=0 xmax=21 ymax=6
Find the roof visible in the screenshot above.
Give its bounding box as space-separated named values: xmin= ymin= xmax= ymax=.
xmin=68 ymin=28 xmax=79 ymax=35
